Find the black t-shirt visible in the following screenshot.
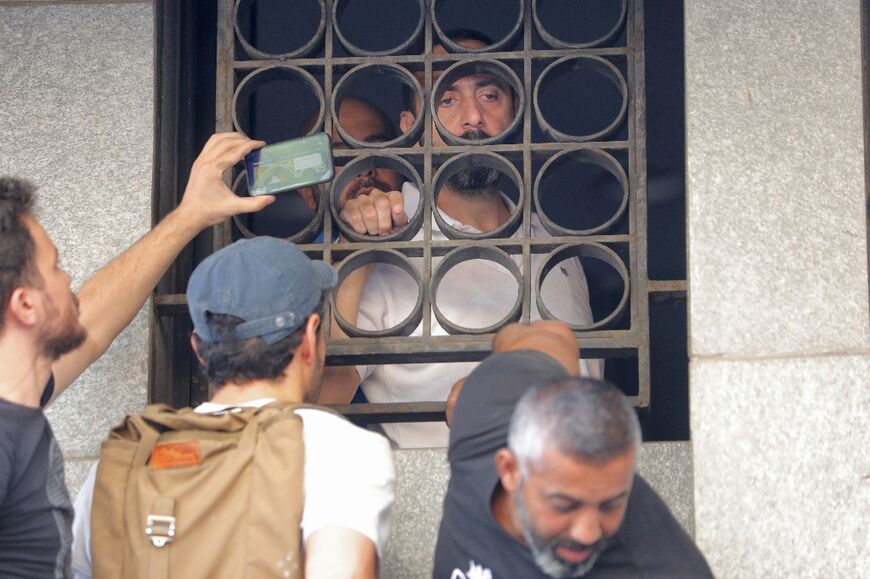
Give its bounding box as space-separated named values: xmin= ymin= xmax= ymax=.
xmin=0 ymin=377 xmax=74 ymax=578
xmin=433 ymin=350 xmax=712 ymax=578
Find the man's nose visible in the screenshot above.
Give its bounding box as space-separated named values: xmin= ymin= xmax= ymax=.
xmin=568 ymin=509 xmax=602 ymax=547
xmin=459 ymin=97 xmax=485 ymax=130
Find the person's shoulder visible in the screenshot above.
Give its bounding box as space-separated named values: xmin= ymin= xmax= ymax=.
xmin=617 ymin=475 xmax=713 ymax=577
xmin=294 ymin=408 xmax=392 ymax=455
xmin=0 ymin=399 xmax=42 ymax=437
xmin=451 ymin=350 xmax=569 ymax=430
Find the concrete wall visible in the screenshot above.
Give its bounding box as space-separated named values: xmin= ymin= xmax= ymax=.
xmin=685 ymin=1 xmax=870 ymax=577
xmin=0 ymin=2 xmax=154 ymax=493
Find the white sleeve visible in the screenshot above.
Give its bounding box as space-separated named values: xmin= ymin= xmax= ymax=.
xmin=71 ymin=462 xmax=98 ymax=579
xmin=296 ymin=409 xmax=395 ymax=556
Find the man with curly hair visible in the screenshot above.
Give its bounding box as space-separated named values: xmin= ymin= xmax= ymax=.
xmin=0 ymin=133 xmax=273 ymax=577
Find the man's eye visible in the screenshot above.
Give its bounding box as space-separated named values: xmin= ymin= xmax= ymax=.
xmin=551 ymin=501 xmax=578 ymax=514
xmin=439 ymin=96 xmax=456 ymax=107
xmin=599 ymin=500 xmax=623 ymax=514
xmin=480 ymin=92 xmax=498 ymax=102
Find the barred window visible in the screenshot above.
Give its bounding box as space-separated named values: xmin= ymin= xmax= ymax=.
xmin=152 ymin=0 xmax=690 ymax=443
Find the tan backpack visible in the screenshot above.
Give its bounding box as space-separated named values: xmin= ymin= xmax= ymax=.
xmin=91 ymin=401 xmax=307 ymax=579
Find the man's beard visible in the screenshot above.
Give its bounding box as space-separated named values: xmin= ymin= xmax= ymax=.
xmin=40 ymin=292 xmax=87 ymax=360
xmin=447 ymin=129 xmax=500 ymax=198
xmin=514 ymin=489 xmax=609 ymax=577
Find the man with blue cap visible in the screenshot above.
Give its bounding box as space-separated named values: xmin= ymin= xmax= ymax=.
xmin=71 ymin=237 xmax=395 ymax=579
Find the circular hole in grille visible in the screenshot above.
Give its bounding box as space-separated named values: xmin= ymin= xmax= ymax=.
xmin=234 ymin=0 xmax=325 ymax=59
xmin=534 ymin=56 xmax=627 ymax=142
xmin=233 ymin=66 xmax=324 ymax=143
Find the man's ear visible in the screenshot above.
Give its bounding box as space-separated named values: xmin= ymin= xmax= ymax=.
xmin=399 ymin=110 xmax=417 ymax=134
xmin=445 ymin=377 xmax=465 ymax=427
xmin=299 ymin=313 xmax=322 ymax=364
xmin=6 ymin=287 xmax=39 ymax=327
xmin=190 ymin=334 xmax=205 ymax=366
xmin=495 ymin=448 xmax=522 ymax=493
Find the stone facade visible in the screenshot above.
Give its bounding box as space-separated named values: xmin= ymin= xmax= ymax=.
xmin=685 ymin=1 xmax=870 ymax=576
xmin=0 ymin=2 xmax=154 ymax=490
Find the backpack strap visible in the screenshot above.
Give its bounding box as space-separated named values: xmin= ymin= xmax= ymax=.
xmin=146 ymin=497 xmax=175 ymax=579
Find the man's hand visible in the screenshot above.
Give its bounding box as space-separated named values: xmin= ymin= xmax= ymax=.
xmin=492 ymin=321 xmax=580 ymax=376
xmin=339 ymin=188 xmax=407 ymax=236
xmin=50 ymin=133 xmax=276 ymax=402
xmin=175 ymin=132 xmax=276 ymax=229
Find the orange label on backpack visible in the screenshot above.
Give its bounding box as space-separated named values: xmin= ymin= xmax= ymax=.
xmin=150 ymin=442 xmax=201 ymax=469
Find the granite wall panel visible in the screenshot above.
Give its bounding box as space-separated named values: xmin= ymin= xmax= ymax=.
xmin=685 ymin=0 xmax=869 ymax=359
xmin=0 ymin=3 xmax=154 ymax=458
xmin=691 ymin=355 xmax=870 ymax=578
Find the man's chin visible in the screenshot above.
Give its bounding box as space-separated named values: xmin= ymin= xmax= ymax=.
xmin=44 ymin=325 xmax=87 ymax=360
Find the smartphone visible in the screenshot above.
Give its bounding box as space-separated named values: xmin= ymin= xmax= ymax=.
xmin=244 ymin=132 xmax=334 ymax=196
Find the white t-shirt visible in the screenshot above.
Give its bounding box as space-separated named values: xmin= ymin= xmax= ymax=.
xmin=353 ymin=183 xmax=603 ymax=449
xmin=71 ymin=400 xmax=395 ymax=578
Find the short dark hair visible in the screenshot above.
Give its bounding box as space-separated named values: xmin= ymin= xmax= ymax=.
xmin=0 ymin=177 xmax=38 ymax=329
xmin=194 ymin=294 xmax=326 ymax=387
xmin=401 ymin=29 xmax=501 ymax=114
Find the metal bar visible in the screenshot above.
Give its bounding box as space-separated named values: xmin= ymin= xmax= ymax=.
xmin=629 ymin=0 xmax=651 ymax=407
xmin=327 ymin=402 xmax=446 ymax=424
xmin=325 ymin=335 xmax=641 ymax=366
xmin=212 ymin=0 xmax=236 ymax=253
xmin=326 ymin=142 xmax=631 ymax=159
xmin=648 ymin=279 xmax=687 ymax=300
xmin=421 ymin=2 xmax=433 ymax=338
xmin=231 ymin=47 xmax=631 ymax=69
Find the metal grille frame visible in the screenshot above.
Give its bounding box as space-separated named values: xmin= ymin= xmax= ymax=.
xmin=153 ymin=0 xmax=689 ymax=424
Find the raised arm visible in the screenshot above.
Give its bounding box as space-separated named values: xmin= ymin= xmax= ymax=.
xmin=318 ymin=263 xmax=369 ymax=404
xmin=49 ymin=133 xmax=274 ymax=402
xmin=446 ymin=320 xmax=580 ymax=425
xmin=317 ymin=188 xmax=407 ymax=404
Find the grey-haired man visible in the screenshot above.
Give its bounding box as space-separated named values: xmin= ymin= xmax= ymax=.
xmin=435 ymin=321 xmax=711 ymax=578
xmin=71 ymin=237 xmax=395 ymax=579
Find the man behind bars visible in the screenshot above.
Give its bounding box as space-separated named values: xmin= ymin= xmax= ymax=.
xmin=321 ymin=32 xmax=600 ymax=449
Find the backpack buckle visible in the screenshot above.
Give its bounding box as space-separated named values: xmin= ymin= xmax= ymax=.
xmin=146 ymin=514 xmax=176 ymax=547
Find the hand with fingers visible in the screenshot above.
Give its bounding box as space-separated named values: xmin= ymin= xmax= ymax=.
xmin=176 ymin=132 xmax=277 ymax=229
xmin=339 ymin=188 xmax=407 ymax=236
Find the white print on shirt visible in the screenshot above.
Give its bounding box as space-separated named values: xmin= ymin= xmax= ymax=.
xmin=275 ymin=550 xmax=299 ymax=578
xmin=451 ymin=560 xmax=493 ymax=579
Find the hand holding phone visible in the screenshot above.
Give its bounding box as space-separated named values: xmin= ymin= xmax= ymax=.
xmin=245 ymin=132 xmax=334 ymax=196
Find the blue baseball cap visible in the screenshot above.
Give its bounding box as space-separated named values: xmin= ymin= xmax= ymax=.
xmin=187 ymin=237 xmax=337 ymax=344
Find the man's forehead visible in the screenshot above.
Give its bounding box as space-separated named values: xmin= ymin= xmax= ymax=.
xmin=333 ymin=99 xmax=391 ymax=145
xmin=444 ymin=72 xmax=511 ymax=92
xmin=21 ymin=214 xmax=49 ymax=245
xmin=21 ymin=214 xmax=58 ymax=263
xmin=530 ymin=447 xmax=636 ymax=488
